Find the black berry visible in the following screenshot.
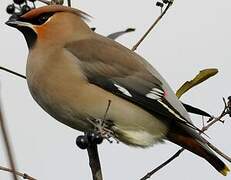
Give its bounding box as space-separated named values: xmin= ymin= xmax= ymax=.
xmin=156 ymin=2 xmax=164 ymax=8
xmin=13 ymin=0 xmax=25 ymax=5
xmin=162 ymin=0 xmax=169 ymax=4
xmin=94 ymin=134 xmax=103 ymax=144
xmin=6 ymin=4 xmax=15 ymax=14
xmin=87 ymin=132 xmax=96 ymax=143
xmin=76 ymin=135 xmax=89 ymax=149
xmin=87 ymin=132 xmax=103 ymax=145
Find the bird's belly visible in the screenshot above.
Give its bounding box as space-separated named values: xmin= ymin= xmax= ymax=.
xmin=28 ymin=80 xmax=168 ymax=147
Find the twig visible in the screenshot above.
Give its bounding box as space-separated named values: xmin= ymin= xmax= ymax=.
xmin=140 ymin=97 xmax=231 ymax=180
xmin=202 ymin=98 xmax=227 ymax=131
xmin=0 ymin=166 xmax=36 ymax=180
xmin=87 ymin=144 xmax=103 ymax=180
xmin=37 ymin=0 xmax=50 ymax=5
xmin=0 ymin=66 xmax=26 ymax=79
xmin=140 ymin=148 xmax=184 ymax=180
xmin=0 ymin=99 xmax=18 ymax=180
xmin=131 ymin=2 xmax=173 ymax=51
xmin=103 ymin=100 xmax=111 ymax=121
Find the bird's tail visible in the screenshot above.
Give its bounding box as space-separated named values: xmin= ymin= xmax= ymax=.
xmin=167 ymin=128 xmax=230 ymax=176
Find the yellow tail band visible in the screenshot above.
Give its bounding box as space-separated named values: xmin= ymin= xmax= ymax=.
xmin=220 ymin=165 xmax=230 ymax=176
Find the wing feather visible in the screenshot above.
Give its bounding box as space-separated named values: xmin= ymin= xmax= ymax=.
xmin=65 ymin=35 xmax=198 ymax=130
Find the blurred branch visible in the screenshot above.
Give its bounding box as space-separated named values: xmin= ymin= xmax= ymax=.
xmin=0 ymin=98 xmax=18 ymax=180
xmin=132 ymin=1 xmax=173 ymax=51
xmin=67 ymin=0 xmax=71 ymax=7
xmin=0 ymin=166 xmax=36 ymax=180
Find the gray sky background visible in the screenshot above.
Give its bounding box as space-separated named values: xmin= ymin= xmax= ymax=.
xmin=0 ymin=0 xmax=231 ymax=179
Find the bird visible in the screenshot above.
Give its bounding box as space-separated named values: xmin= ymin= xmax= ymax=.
xmin=5 ymin=5 xmax=229 ymax=175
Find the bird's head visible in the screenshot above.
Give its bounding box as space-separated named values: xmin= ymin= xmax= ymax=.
xmin=5 ymin=5 xmax=91 ymax=49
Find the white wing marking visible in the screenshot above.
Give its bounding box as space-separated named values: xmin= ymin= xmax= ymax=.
xmin=114 ymin=84 xmax=132 ymax=97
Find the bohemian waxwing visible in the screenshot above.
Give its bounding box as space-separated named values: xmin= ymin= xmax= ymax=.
xmin=5 ymin=5 xmax=229 ymax=175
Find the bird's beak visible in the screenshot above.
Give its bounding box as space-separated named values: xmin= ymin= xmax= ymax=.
xmin=6 ymin=20 xmax=23 ymax=28
xmin=5 ymin=16 xmax=34 ymax=30
xmin=5 ymin=16 xmax=38 ymax=49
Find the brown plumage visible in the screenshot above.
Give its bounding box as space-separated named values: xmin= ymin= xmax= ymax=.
xmin=6 ymin=5 xmax=229 ymax=175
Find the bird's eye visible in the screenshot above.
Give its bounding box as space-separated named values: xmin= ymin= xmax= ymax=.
xmin=35 ymin=13 xmax=54 ymax=25
xmin=38 ymin=15 xmax=49 ymax=24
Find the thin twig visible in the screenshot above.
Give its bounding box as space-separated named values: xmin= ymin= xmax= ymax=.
xmin=103 ymin=100 xmax=111 ymax=121
xmin=202 ymin=98 xmax=227 ymax=131
xmin=87 ymin=144 xmax=103 ymax=180
xmin=0 ymin=166 xmax=36 ymax=180
xmin=131 ymin=2 xmax=173 ymax=51
xmin=37 ymin=0 xmax=50 ymax=5
xmin=0 ymin=100 xmax=18 ymax=180
xmin=140 ymin=148 xmax=184 ymax=180
xmin=0 ymin=66 xmax=26 ymax=79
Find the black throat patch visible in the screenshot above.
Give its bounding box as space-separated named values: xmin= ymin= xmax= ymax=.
xmin=17 ymin=26 xmax=37 ymax=49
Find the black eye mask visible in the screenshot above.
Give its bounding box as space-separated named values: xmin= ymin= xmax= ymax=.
xmin=20 ymin=12 xmax=55 ymax=25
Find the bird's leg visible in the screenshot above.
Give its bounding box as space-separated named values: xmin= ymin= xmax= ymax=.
xmin=86 ymin=117 xmax=119 ymax=144
xmin=85 ymin=99 xmax=119 ymax=143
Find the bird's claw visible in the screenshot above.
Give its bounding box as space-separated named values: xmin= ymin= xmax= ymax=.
xmin=86 ymin=117 xmax=119 ymax=144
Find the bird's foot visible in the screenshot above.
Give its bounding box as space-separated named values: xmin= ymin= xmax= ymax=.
xmin=87 ymin=117 xmax=119 ymax=144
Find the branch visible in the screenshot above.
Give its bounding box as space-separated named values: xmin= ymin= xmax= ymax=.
xmin=140 ymin=148 xmax=184 ymax=180
xmin=0 ymin=66 xmax=26 ymax=79
xmin=0 ymin=98 xmax=18 ymax=180
xmin=131 ymin=1 xmax=173 ymax=51
xmin=37 ymin=0 xmax=65 ymax=5
xmin=202 ymin=98 xmax=227 ymax=132
xmin=87 ymin=144 xmax=103 ymax=180
xmin=37 ymin=0 xmax=50 ymax=5
xmin=0 ymin=166 xmax=36 ymax=180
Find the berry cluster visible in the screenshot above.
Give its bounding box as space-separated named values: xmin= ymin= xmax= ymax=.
xmin=6 ymin=0 xmax=37 ymax=15
xmin=76 ymin=132 xmax=103 ymax=149
xmin=156 ymin=0 xmax=172 ymax=8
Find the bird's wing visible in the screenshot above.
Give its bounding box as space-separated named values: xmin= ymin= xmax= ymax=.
xmin=65 ymin=36 xmax=198 ymax=130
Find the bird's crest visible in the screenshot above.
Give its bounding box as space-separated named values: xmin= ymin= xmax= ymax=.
xmin=21 ymin=5 xmax=91 ymax=20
